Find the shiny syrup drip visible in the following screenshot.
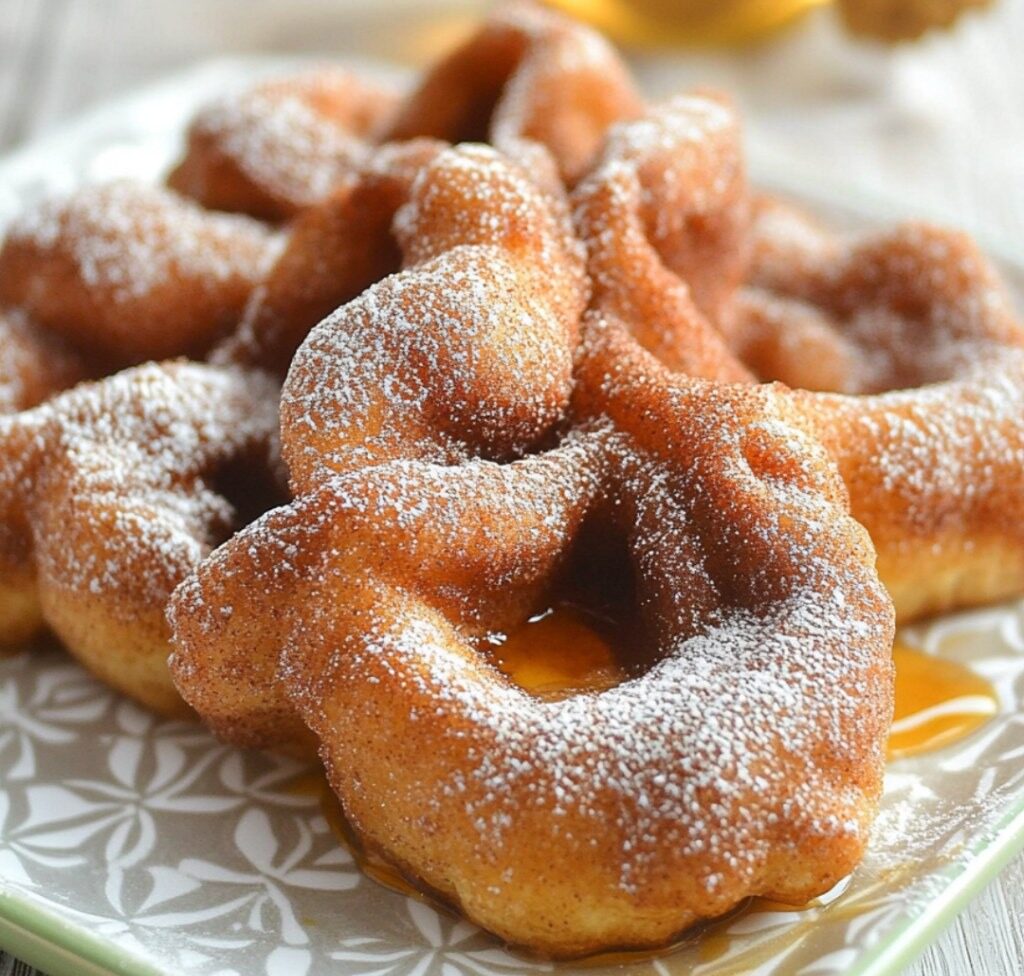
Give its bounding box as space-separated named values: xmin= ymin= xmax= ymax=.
xmin=888 ymin=641 xmax=998 ymax=760
xmin=479 ymin=603 xmax=626 ymax=700
xmin=483 ymin=609 xmax=1000 ymax=760
xmin=307 ymin=608 xmax=999 ymax=964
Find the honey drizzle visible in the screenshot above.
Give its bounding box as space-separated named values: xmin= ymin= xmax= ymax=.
xmin=482 ymin=606 xmax=1000 ymax=758
xmin=479 ymin=603 xmax=625 ymax=700
xmin=298 ymin=607 xmax=1000 ymax=965
xmin=888 ymin=642 xmax=998 ymax=760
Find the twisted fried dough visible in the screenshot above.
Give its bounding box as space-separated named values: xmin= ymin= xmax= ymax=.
xmin=0 ymin=362 xmax=280 ymax=714
xmin=384 ymin=0 xmax=644 ymax=189
xmin=280 ymin=143 xmax=587 ymax=489
xmin=0 ymin=181 xmax=278 ymax=366
xmin=168 ymin=67 xmax=400 ymax=221
xmin=572 ymin=92 xmax=752 ymax=380
xmin=168 ymin=137 xmax=893 ymax=953
xmin=170 ymin=309 xmax=892 ymax=955
xmin=733 ymin=201 xmax=1024 ymax=620
xmin=213 ymin=139 xmax=444 ymax=375
xmin=573 ymin=95 xmax=1024 ymax=622
xmin=171 ymin=142 xmax=586 ymax=746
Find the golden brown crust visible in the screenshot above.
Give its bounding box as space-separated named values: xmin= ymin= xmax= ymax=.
xmin=279 ymin=144 xmax=588 ymax=491
xmin=733 ymin=200 xmax=1024 ymax=620
xmin=0 ymin=362 xmax=281 ymax=714
xmin=572 ymin=93 xmax=753 ymax=380
xmin=168 ymin=67 xmax=400 ymax=221
xmin=575 ymin=108 xmax=1024 ymax=624
xmin=169 ymin=145 xmax=894 ymax=955
xmin=0 ymin=308 xmax=91 ymax=413
xmin=383 ymin=0 xmax=644 ymax=189
xmin=0 ymin=182 xmax=278 ymax=366
xmin=0 ymin=180 xmax=283 ymax=701
xmin=213 ymin=139 xmax=445 ymax=376
xmin=171 ymin=143 xmax=587 ymax=744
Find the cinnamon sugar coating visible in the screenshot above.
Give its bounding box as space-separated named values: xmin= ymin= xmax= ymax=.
xmin=172 ymin=143 xmax=587 ymax=747
xmin=214 ymin=139 xmax=444 ymax=376
xmin=5 ymin=0 xmax=1017 ymax=952
xmin=732 ymin=199 xmax=1024 ymax=620
xmin=0 ymin=308 xmax=90 ymax=414
xmin=168 ymin=143 xmax=893 ymax=954
xmin=280 ymin=144 xmax=587 ymax=490
xmin=0 ymin=181 xmax=278 ymax=367
xmin=0 ymin=181 xmax=282 ymax=712
xmin=572 ymin=93 xmax=1024 ymax=623
xmin=168 ymin=67 xmax=400 ymax=221
xmin=0 ymin=362 xmax=281 ymax=714
xmin=383 ymin=1 xmax=644 ymax=189
xmin=572 ymin=93 xmax=753 ymax=380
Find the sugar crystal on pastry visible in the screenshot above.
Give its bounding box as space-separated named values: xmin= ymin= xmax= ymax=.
xmin=168 ymin=66 xmax=400 ymax=220
xmin=731 ymin=200 xmax=1024 ymax=620
xmin=0 ymin=180 xmax=278 ymax=365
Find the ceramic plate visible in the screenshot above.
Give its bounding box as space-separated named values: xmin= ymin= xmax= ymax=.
xmin=2 ymin=59 xmax=1024 ymax=976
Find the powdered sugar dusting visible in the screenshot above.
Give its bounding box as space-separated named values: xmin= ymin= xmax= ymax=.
xmin=383 ymin=0 xmax=643 ymax=188
xmin=173 ymin=294 xmax=893 ymax=943
xmin=742 ymin=207 xmax=1021 ymax=393
xmin=3 ymin=180 xmax=276 ymax=304
xmin=0 ymin=362 xmax=280 ymax=603
xmin=737 ymin=202 xmax=1024 ymax=619
xmin=280 ymin=144 xmax=586 ymax=489
xmin=174 ymin=67 xmax=398 ymax=215
xmin=571 ymin=93 xmax=750 ymax=378
xmin=0 ymin=308 xmax=88 ymax=413
xmin=265 ymin=364 xmax=893 ymax=916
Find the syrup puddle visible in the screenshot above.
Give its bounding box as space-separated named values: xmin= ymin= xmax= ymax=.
xmin=478 ymin=602 xmax=625 ymax=700
xmin=888 ymin=642 xmax=999 ymax=760
xmin=482 ymin=606 xmax=1001 ymax=760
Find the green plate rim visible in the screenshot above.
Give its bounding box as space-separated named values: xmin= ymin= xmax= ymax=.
xmin=0 ymin=886 xmax=165 ymax=976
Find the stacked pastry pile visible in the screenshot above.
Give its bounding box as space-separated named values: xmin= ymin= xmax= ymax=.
xmin=2 ymin=0 xmax=1022 ymax=958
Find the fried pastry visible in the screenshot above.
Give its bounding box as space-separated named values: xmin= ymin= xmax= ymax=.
xmin=0 ymin=308 xmax=90 ymax=413
xmin=0 ymin=362 xmax=280 ymax=715
xmin=6 ymin=0 xmax=1010 ymax=955
xmin=0 ymin=179 xmax=283 ymax=711
xmin=572 ymin=92 xmax=752 ymax=379
xmin=732 ymin=200 xmax=1024 ymax=620
xmin=168 ymin=67 xmax=400 ymax=221
xmin=168 ymin=142 xmax=893 ymax=955
xmin=0 ymin=181 xmax=278 ymax=367
xmin=214 ymin=139 xmax=444 ymax=375
xmin=171 ymin=142 xmax=587 ymax=744
xmin=573 ymin=94 xmax=1024 ymax=623
xmin=384 ymin=0 xmax=644 ymax=189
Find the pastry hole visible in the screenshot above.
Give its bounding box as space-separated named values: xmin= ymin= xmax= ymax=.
xmin=208 ymin=452 xmax=287 ymax=547
xmin=475 ymin=528 xmax=655 ymax=700
xmin=736 ymin=294 xmax=973 ymax=395
xmin=437 ymin=46 xmax=524 ymax=144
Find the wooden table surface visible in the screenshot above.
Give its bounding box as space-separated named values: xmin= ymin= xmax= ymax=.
xmin=1 ymin=1 xmax=1023 ymax=974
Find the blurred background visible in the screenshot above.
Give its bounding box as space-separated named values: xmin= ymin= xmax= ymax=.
xmin=0 ymin=0 xmax=1021 ymax=241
